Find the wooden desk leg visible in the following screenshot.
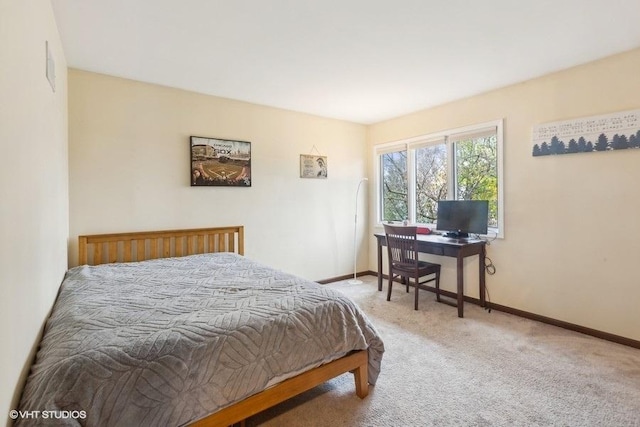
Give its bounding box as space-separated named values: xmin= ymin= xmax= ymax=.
xmin=457 ymin=255 xmax=464 ymax=318
xmin=479 ymin=246 xmax=486 ymax=308
xmin=377 ymin=239 xmax=383 ymax=291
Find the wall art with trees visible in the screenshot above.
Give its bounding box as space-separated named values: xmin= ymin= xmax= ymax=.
xmin=532 ymin=109 xmax=640 ymax=157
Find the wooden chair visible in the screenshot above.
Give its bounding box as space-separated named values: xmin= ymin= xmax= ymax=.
xmin=383 ymin=224 xmax=441 ymax=310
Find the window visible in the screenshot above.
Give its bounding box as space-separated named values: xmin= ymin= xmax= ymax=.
xmin=380 ymin=149 xmax=408 ymax=222
xmin=376 ymin=120 xmax=504 ymax=237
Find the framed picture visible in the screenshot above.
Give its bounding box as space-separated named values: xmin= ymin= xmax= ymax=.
xmin=300 ymin=154 xmax=327 ymax=179
xmin=190 ymin=136 xmax=251 ymax=187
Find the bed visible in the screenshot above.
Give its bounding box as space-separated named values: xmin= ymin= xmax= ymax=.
xmin=16 ymin=226 xmax=384 ymax=426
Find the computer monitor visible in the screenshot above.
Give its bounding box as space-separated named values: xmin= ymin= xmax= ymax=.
xmin=436 ymin=200 xmax=489 ymax=238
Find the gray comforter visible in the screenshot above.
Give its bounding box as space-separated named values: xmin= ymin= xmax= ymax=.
xmin=17 ymin=253 xmax=384 ymax=426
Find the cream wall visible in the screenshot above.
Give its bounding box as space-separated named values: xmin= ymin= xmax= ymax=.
xmin=68 ymin=70 xmax=368 ymax=280
xmin=0 ymin=0 xmax=68 ymax=423
xmin=367 ymin=48 xmax=640 ymax=341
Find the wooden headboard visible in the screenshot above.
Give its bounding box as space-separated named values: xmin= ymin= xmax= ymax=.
xmin=78 ymin=226 xmax=244 ymax=266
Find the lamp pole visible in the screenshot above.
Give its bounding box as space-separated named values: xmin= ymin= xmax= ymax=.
xmin=348 ymin=178 xmax=368 ymax=285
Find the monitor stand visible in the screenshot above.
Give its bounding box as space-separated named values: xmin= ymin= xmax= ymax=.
xmin=443 ymin=231 xmax=469 ymax=239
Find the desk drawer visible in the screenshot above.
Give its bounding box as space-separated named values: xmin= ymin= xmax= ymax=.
xmin=418 ymin=245 xmax=445 ymax=256
xmin=416 ymin=244 xmax=459 ymax=258
xmin=442 ymin=247 xmax=459 ymax=257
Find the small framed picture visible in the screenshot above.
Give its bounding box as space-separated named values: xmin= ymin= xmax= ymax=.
xmin=300 ymin=155 xmax=327 ymax=179
xmin=191 ymin=136 xmax=251 ymax=187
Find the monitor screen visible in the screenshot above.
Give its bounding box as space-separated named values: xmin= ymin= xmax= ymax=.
xmin=436 ymin=200 xmax=489 ymax=238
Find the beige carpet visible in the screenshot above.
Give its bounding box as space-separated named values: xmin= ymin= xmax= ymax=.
xmin=245 ymin=275 xmax=640 ymax=426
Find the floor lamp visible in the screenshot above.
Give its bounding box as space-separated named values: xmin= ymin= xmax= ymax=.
xmin=348 ymin=178 xmax=368 ymax=285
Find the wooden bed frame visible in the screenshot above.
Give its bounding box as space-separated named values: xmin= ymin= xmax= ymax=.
xmin=78 ymin=226 xmax=369 ymax=426
xmin=78 ymin=226 xmax=245 ymax=265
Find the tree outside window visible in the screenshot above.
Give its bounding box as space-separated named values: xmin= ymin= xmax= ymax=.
xmin=380 ymin=150 xmax=408 ymax=222
xmin=377 ymin=121 xmax=502 ymax=235
xmin=454 ymin=134 xmax=498 ymax=228
xmin=415 ymin=143 xmax=447 ymax=223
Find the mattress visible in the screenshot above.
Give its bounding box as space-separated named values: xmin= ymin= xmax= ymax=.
xmin=16 ymin=253 xmax=384 ymax=426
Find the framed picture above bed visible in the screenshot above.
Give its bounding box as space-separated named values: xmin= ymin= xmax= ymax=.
xmin=191 ymin=136 xmax=252 ymax=187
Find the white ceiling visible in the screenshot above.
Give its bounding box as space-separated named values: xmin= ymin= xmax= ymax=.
xmin=51 ymin=0 xmax=640 ymax=124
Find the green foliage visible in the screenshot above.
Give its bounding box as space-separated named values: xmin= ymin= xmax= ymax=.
xmin=382 ymin=135 xmax=498 ymax=229
xmin=453 ymin=136 xmax=498 ymax=227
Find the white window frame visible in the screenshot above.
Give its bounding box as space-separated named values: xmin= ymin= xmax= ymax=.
xmin=374 ymin=119 xmax=504 ymax=238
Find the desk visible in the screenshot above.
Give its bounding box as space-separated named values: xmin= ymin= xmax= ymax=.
xmin=374 ymin=232 xmax=486 ymax=318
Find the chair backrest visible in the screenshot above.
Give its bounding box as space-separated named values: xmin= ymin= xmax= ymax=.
xmin=383 ymin=224 xmax=419 ymax=269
